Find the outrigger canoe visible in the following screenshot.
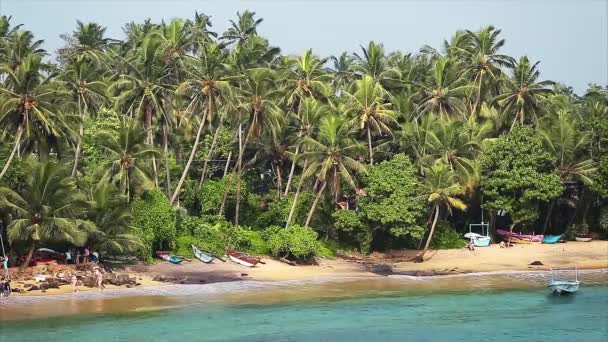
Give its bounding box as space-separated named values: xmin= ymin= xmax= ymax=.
xmin=191 ymin=244 xmax=213 ymax=263
xmin=226 ymin=249 xmax=260 ymax=267
xmin=496 ymin=229 xmax=543 ymax=243
xmin=155 ymin=251 xmax=183 ymax=264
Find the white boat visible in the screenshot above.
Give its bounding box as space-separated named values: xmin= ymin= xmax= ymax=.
xmin=191 ymin=244 xmax=213 ymax=263
xmin=575 ymin=236 xmax=592 ymax=242
xmin=464 ymin=232 xmax=491 ymax=247
xmin=548 ymin=266 xmax=580 ymax=295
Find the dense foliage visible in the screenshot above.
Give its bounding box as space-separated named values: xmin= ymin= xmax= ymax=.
xmin=0 ymin=13 xmax=606 ymax=266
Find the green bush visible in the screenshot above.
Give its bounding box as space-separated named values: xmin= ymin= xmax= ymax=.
xmin=598 ymin=207 xmax=608 ymax=235
xmin=332 ymin=210 xmax=372 ymax=254
xmin=266 ymin=225 xmax=320 ymax=261
xmin=430 ymin=221 xmax=467 ymax=249
xmin=131 ymin=190 xmax=177 ymax=258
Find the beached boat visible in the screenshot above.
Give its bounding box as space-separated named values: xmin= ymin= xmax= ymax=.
xmin=496 ymin=229 xmax=543 ymax=243
xmin=464 ymin=232 xmax=491 ymax=247
xmin=191 ymin=244 xmax=213 ymax=263
xmin=226 ymin=249 xmax=259 ymax=267
xmin=575 ymin=235 xmax=592 ymax=242
xmin=542 ymin=235 xmax=562 ymax=244
xmin=548 ymin=267 xmax=580 ymax=295
xmin=155 ymin=251 xmax=183 ymax=264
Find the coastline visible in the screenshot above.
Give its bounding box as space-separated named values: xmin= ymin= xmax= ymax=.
xmin=5 ymin=241 xmax=607 ymax=299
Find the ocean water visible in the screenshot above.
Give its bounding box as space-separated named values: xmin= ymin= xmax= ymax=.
xmin=1 ymin=280 xmax=607 ymax=342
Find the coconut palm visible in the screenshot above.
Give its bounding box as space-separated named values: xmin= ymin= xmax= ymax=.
xmin=416 ymin=162 xmax=467 ymax=262
xmin=353 ymin=41 xmax=400 ymax=85
xmin=0 ymin=54 xmax=69 ymax=180
xmin=58 ymin=21 xmax=115 ymax=65
xmin=172 ymin=43 xmax=235 ymax=204
xmin=329 ymin=52 xmax=355 ymax=94
xmin=416 ymin=57 xmax=473 ymax=120
xmin=221 ymin=10 xmax=263 ymax=46
xmin=281 ymin=49 xmax=331 ymax=112
xmin=96 ymin=118 xmax=159 ymax=198
xmin=344 ymin=75 xmax=397 ymax=165
xmin=0 ymin=160 xmax=94 ymax=270
xmin=492 ymin=56 xmax=554 ymax=130
xmin=86 ymin=179 xmax=143 ymax=254
xmin=298 ymin=115 xmax=367 ymax=228
xmin=188 ymin=12 xmax=218 ymax=54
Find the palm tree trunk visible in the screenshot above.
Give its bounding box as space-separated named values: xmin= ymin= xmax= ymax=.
xmin=417 ymin=203 xmax=440 ymax=262
xmin=235 ymin=123 xmax=243 ymax=226
xmin=542 ymin=199 xmax=556 ymax=235
xmin=283 ymin=145 xmax=300 ymax=197
xmin=305 ymin=181 xmax=327 ymax=228
xmin=71 ymin=97 xmax=86 ymax=178
xmin=223 ymin=151 xmax=232 ymax=177
xmin=275 ymin=163 xmax=283 ymax=196
xmin=0 ymin=127 xmax=23 ymax=181
xmin=171 ymin=112 xmax=207 ymax=205
xmin=145 ymin=106 xmax=159 ymax=187
xmin=20 ymin=242 xmax=36 ymax=271
xmin=286 ymin=160 xmax=308 ymax=228
xmin=367 ymin=128 xmax=374 ymax=166
xmin=163 ymin=124 xmax=172 ymax=199
xmin=198 ymin=115 xmax=225 ymax=188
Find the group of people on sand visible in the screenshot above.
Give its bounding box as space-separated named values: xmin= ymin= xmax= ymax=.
xmin=65 ymin=247 xmax=100 ymax=264
xmin=69 ymin=267 xmax=105 ymax=293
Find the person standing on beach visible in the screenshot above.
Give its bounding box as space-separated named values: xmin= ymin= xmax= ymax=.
xmin=3 ymin=279 xmax=10 ymax=297
xmin=94 ymin=268 xmax=104 ymax=290
xmin=70 ymin=273 xmax=79 ymax=292
xmin=65 ymin=250 xmax=72 ymax=264
xmin=83 ymin=247 xmax=90 ymax=263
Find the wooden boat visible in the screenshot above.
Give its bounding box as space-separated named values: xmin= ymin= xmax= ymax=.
xmin=226 ymin=249 xmax=259 ymax=267
xmin=496 ymin=229 xmax=543 ymax=243
xmin=548 ymin=267 xmax=580 ymax=295
xmin=464 ymin=232 xmax=491 ymax=247
xmin=191 ymin=244 xmax=213 ymax=263
xmin=575 ymin=235 xmax=592 ymax=242
xmin=155 ymin=251 xmax=183 ymax=264
xmin=542 ymin=235 xmax=563 ymax=244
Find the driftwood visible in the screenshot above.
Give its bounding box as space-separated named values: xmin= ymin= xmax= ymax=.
xmin=278 ymin=257 xmax=298 ymax=266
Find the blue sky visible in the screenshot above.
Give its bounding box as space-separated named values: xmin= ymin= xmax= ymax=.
xmin=2 ymin=0 xmax=607 ymax=93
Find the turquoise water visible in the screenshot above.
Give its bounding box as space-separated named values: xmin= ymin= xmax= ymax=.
xmin=2 ymin=285 xmax=607 ymax=342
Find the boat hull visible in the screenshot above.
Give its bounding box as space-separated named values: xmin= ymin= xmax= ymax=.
xmin=575 ymin=237 xmax=592 ymax=242
xmin=191 ymin=245 xmax=213 ymax=263
xmin=548 ymin=280 xmax=580 ymax=294
xmin=226 ymin=249 xmax=259 ymax=267
xmin=542 ymin=235 xmax=562 ymax=244
xmin=496 ymin=229 xmax=543 ymax=243
xmin=472 ymin=237 xmax=491 ymax=247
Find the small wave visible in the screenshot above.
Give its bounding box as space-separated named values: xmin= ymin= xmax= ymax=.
xmin=388 ymin=268 xmax=608 ymax=280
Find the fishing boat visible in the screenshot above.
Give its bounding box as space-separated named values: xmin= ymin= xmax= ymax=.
xmin=542 ymin=235 xmax=563 ymax=244
xmin=226 ymin=249 xmax=259 ymax=267
xmin=496 ymin=229 xmax=543 ymax=243
xmin=464 ymin=233 xmax=491 ymax=247
xmin=548 ymin=266 xmax=580 ymax=295
xmin=155 ymin=251 xmax=183 ymax=264
xmin=191 ymin=245 xmax=213 ymax=263
xmin=575 ymin=234 xmax=592 ymax=242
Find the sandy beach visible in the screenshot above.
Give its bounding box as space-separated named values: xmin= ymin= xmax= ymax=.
xmin=5 ymin=241 xmax=607 ymax=298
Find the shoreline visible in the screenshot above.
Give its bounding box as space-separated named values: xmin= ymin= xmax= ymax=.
xmin=4 ymin=241 xmax=607 ymax=299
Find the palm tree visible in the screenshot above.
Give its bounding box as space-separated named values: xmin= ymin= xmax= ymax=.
xmin=416 ymin=57 xmax=473 ymax=120
xmin=344 ymin=75 xmax=397 ymax=165
xmin=353 ymin=41 xmax=400 ymax=85
xmin=172 ymin=43 xmax=235 ymax=204
xmin=298 ymin=115 xmax=367 ymax=228
xmin=188 ymin=12 xmax=218 ymax=54
xmin=86 ymin=179 xmax=143 ymax=254
xmin=281 ymin=49 xmax=331 ymax=112
xmin=0 ymin=160 xmax=94 ymax=270
xmin=58 ymin=20 xmax=115 ymax=65
xmin=61 ymin=55 xmax=107 ymax=176
xmin=221 ymin=10 xmax=263 ymax=46
xmin=538 ymin=110 xmax=596 ymax=232
xmin=96 ymin=118 xmax=159 ymax=198
xmin=329 ymin=52 xmax=355 ymax=94
xmin=0 ymin=54 xmax=69 ymax=180
xmin=492 ymin=56 xmax=554 ymax=130
xmin=416 ymin=162 xmax=467 ymax=262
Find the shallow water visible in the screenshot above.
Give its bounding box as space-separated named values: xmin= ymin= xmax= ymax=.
xmin=1 ymin=271 xmax=607 ymax=341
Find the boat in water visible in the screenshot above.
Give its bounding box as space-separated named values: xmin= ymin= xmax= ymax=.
xmin=155 ymin=251 xmax=183 ymax=264
xmin=496 ymin=229 xmax=543 ymax=243
xmin=191 ymin=245 xmax=213 ymax=263
xmin=226 ymin=249 xmax=260 ymax=267
xmin=548 ymin=266 xmax=580 ymax=295
xmin=542 ymin=235 xmax=563 ymax=244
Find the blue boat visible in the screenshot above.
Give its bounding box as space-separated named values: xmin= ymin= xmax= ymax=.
xmin=542 ymin=235 xmax=562 ymax=244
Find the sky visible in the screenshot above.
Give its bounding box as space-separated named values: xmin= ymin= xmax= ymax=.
xmin=2 ymin=0 xmax=607 ymax=93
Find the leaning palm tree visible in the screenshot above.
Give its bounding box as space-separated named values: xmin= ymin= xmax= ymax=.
xmin=416 ymin=162 xmax=467 ymax=262
xmin=96 ymin=118 xmax=159 ymax=199
xmin=86 ymin=179 xmax=143 ymax=254
xmin=492 ymin=56 xmax=554 ymax=130
xmin=344 ymin=75 xmax=397 ymax=165
xmin=0 ymin=160 xmax=94 ymax=270
xmin=0 ymin=54 xmax=69 ymax=180
xmin=416 ymin=57 xmax=474 ymax=120
xmin=298 ymin=115 xmax=367 ymax=228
